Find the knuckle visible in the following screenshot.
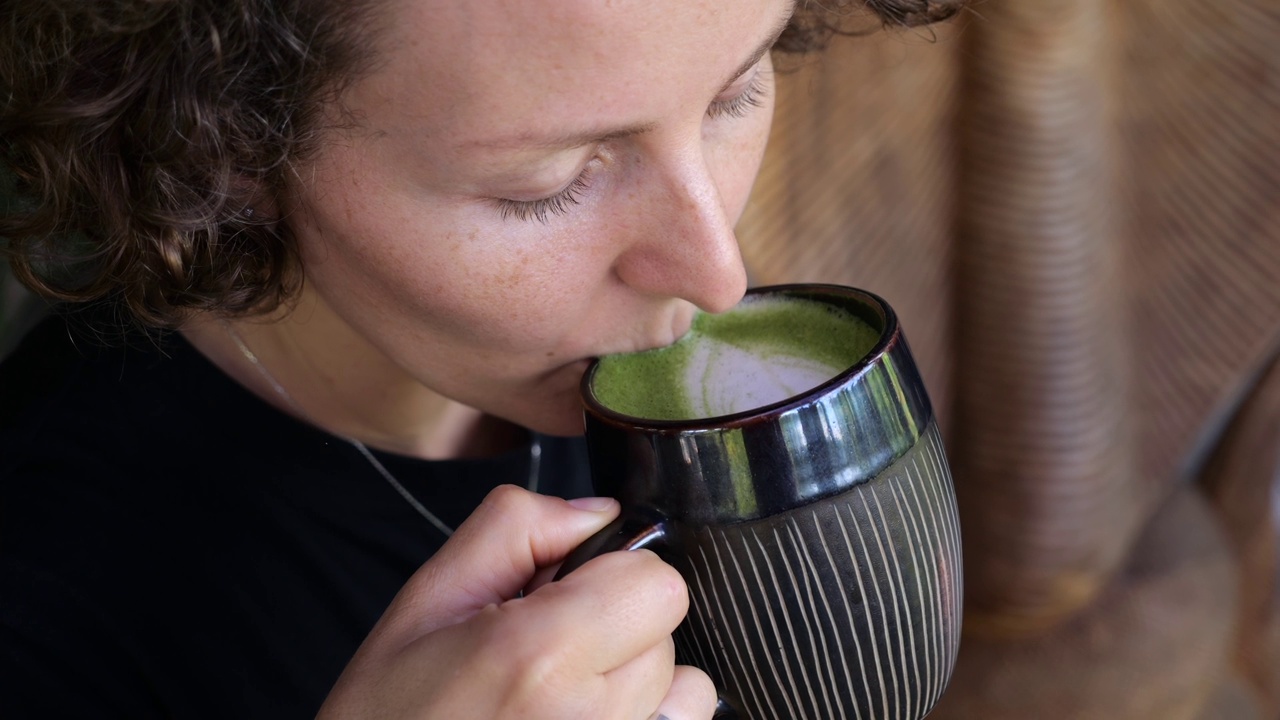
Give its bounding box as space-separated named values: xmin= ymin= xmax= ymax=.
xmin=633 ymin=550 xmax=689 ymax=610
xmin=588 ymin=549 xmax=689 ymax=628
xmin=478 ymin=483 xmax=537 ymax=521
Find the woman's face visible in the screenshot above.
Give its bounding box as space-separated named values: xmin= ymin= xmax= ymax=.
xmin=284 ymin=0 xmax=794 ymax=436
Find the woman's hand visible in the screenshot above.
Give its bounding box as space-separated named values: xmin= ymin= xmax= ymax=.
xmin=316 ymin=485 xmax=717 ymax=719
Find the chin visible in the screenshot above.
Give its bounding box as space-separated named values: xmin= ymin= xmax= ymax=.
xmin=536 ymin=416 xmax=588 ymax=437
xmin=523 ymin=408 xmax=587 ymax=437
xmin=486 ymin=361 xmax=592 ymax=437
xmin=505 ymin=389 xmax=587 ymax=437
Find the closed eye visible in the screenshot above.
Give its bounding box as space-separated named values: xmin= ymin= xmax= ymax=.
xmin=706 ymin=69 xmax=770 ymax=120
xmin=493 ymin=65 xmax=771 ymax=225
xmin=493 ymin=165 xmax=595 ymax=224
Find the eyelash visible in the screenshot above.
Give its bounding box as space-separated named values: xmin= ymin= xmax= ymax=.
xmin=495 ymin=172 xmax=593 ymax=224
xmin=706 ymin=71 xmax=770 ymax=120
xmin=498 ymin=71 xmax=770 ymax=224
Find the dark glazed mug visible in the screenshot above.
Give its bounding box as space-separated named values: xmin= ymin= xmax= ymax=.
xmin=560 ymin=284 xmax=962 ymax=720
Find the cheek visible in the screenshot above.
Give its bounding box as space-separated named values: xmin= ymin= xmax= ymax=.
xmin=712 ymin=98 xmax=775 ymax=224
xmin=297 ymin=193 xmax=606 ymax=350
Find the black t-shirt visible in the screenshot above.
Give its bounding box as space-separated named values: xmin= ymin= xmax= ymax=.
xmin=0 ymin=312 xmax=593 ymax=718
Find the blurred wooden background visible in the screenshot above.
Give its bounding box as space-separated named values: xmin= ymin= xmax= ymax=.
xmin=738 ymin=0 xmax=1279 ymax=716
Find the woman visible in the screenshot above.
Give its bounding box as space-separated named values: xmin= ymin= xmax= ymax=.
xmin=0 ymin=0 xmax=963 ymax=717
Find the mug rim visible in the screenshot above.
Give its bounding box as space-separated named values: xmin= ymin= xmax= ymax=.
xmin=580 ymin=283 xmax=900 ymax=432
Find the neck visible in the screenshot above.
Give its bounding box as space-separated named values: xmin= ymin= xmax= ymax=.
xmin=182 ymin=294 xmax=521 ymax=461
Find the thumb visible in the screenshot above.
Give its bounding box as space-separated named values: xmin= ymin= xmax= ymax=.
xmin=378 ymin=485 xmax=619 ymax=639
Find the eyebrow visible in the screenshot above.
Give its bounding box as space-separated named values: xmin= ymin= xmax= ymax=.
xmin=470 ymin=2 xmax=797 ymax=152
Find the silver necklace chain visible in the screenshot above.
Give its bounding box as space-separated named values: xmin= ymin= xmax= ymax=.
xmin=223 ymin=324 xmax=541 ymax=538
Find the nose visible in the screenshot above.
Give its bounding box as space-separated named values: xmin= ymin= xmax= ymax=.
xmin=612 ymin=146 xmax=749 ymax=314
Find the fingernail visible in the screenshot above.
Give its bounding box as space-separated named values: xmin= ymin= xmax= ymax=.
xmin=568 ymin=496 xmax=617 ymax=512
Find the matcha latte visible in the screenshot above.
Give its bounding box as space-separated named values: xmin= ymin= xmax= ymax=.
xmin=591 ymin=295 xmax=880 ymax=421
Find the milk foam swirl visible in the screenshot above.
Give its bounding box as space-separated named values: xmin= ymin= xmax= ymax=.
xmin=591 ymin=295 xmax=879 ymax=421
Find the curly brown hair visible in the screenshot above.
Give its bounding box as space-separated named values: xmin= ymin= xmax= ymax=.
xmin=1 ymin=0 xmax=967 ymax=329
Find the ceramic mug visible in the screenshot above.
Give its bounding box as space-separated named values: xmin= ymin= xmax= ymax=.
xmin=560 ymin=284 xmax=962 ymax=719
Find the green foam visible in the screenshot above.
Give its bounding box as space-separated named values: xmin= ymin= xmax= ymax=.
xmin=591 ymin=296 xmax=880 ymax=420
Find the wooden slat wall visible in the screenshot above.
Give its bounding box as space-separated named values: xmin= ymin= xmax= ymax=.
xmin=738 ymin=23 xmax=962 ymax=436
xmin=737 ymin=0 xmax=1280 ymax=715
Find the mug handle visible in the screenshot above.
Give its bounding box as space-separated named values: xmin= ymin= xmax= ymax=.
xmin=553 ymin=508 xmax=670 ymax=579
xmin=553 ymin=511 xmax=742 ymax=720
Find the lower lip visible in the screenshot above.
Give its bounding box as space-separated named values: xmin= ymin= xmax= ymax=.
xmin=548 ymin=357 xmax=593 ymax=379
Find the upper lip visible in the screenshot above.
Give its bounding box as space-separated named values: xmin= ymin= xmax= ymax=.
xmin=577 ymin=300 xmax=697 ymax=360
xmin=595 ymin=329 xmax=689 ymax=358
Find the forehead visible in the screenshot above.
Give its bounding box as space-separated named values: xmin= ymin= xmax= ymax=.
xmin=345 ymin=0 xmax=792 ymax=152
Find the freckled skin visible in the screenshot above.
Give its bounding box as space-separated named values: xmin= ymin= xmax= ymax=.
xmin=182 ymin=2 xmax=802 ymax=717
xmin=192 ymin=0 xmax=788 ymax=455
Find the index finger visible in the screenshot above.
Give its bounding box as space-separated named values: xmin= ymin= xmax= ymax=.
xmin=517 ymin=548 xmax=690 ymax=674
